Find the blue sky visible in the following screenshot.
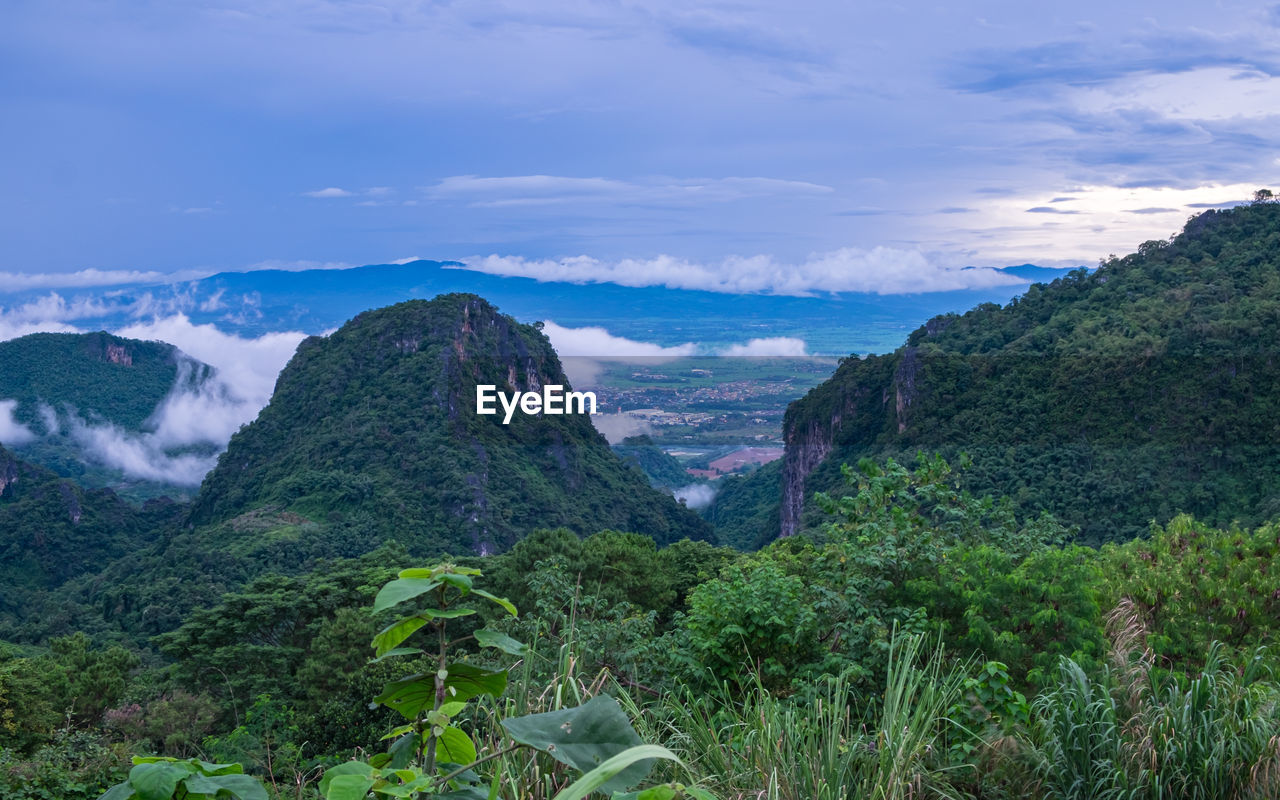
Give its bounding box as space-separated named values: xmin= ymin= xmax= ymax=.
xmin=4 ymin=0 xmax=1280 ymax=295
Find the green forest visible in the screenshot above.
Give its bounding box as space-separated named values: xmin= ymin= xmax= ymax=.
xmin=712 ymin=197 xmax=1280 ymax=548
xmin=4 ymin=203 xmax=1280 ymax=798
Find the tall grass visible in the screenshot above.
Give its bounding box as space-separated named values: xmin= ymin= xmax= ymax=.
xmin=1025 ymin=598 xmax=1280 ymax=800
xmin=639 ymin=632 xmax=969 ymax=800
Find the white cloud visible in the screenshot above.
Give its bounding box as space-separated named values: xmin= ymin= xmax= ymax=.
xmin=0 ymin=268 xmax=208 ymax=292
xmin=541 ymin=321 xmax=696 ymax=357
xmin=302 ymin=187 xmax=353 ymax=198
xmin=674 ymin=483 xmax=717 ymax=509
xmin=0 ymin=400 xmax=36 ymax=446
xmin=0 ymin=317 xmax=81 ymax=342
xmin=1071 ymin=67 xmax=1280 ymax=123
xmin=957 ymin=181 xmax=1267 ymax=264
xmin=720 ymin=337 xmax=808 ymax=356
xmin=76 ymin=315 xmax=302 ymax=485
xmin=66 ymin=415 xmax=218 ymax=486
xmin=589 ymin=414 xmax=655 ymax=445
xmin=114 ymin=315 xmax=305 ymax=421
xmin=541 ymin=321 xmax=694 ymax=388
xmin=460 ymin=248 xmax=1025 ymax=296
xmin=0 ymin=311 xmax=306 ymax=485
xmin=199 ymin=288 xmax=226 ymax=312
xmin=0 ymin=293 xmax=113 ymax=326
xmin=37 ymin=404 xmax=59 ymax=436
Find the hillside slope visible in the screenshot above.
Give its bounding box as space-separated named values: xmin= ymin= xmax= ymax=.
xmin=731 ymin=202 xmax=1280 ymax=545
xmin=0 ymin=331 xmax=215 ymax=496
xmin=0 ymin=444 xmax=180 ymax=635
xmin=189 ymin=294 xmax=713 ymax=554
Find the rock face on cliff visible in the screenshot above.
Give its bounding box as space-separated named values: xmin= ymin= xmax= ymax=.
xmin=189 ymin=294 xmax=713 ymax=554
xmin=771 ymin=202 xmax=1280 ymax=545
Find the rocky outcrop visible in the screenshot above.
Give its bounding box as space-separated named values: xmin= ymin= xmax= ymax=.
xmin=893 ymin=346 xmax=921 ymax=434
xmin=776 ymin=352 xmax=898 ymax=539
xmin=779 ymin=418 xmax=836 ymax=538
xmin=0 ymin=446 xmax=19 ymax=498
xmin=105 ymin=343 xmax=133 ymax=366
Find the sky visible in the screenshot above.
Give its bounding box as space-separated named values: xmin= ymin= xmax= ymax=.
xmin=3 ymin=0 xmax=1280 ymax=293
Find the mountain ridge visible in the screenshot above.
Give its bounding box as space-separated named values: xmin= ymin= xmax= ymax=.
xmin=713 ymin=202 xmax=1280 ymax=545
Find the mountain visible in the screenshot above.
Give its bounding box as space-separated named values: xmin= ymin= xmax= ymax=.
xmin=1 ymin=261 xmax=1082 ymax=355
xmin=0 ymin=332 xmax=217 ymax=497
xmin=0 ymin=331 xmax=207 ymax=433
xmin=719 ymin=201 xmax=1280 ymax=546
xmin=188 ymin=294 xmax=714 ymax=554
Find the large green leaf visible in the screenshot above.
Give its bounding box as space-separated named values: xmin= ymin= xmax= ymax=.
xmin=443 ymin=663 xmax=508 ymax=703
xmin=471 ymin=589 xmax=517 ymax=617
xmin=326 ymin=774 xmax=376 ymax=800
xmin=373 ymin=578 xmax=441 ymax=613
xmin=97 ymin=784 xmax=134 ymax=800
xmin=501 ymin=695 xmax=651 ymax=794
xmin=366 ymin=775 xmax=434 ymax=798
xmin=374 ymin=664 xmax=508 ymax=719
xmin=372 ymin=616 xmax=432 ymax=658
xmin=550 ymin=745 xmax=681 ymax=800
xmin=387 ymin=732 xmax=416 ymax=769
xmin=399 ymin=566 xmax=480 ymax=579
xmin=182 ymin=774 xmax=269 ymax=800
xmin=436 ymin=725 xmax=478 ymax=765
xmin=371 ymin=646 xmax=424 ymax=663
xmin=439 ymin=573 xmax=474 ymax=592
xmin=474 ymin=628 xmax=528 ymax=656
xmin=193 ymin=760 xmax=245 ymax=776
xmin=319 ymin=762 xmax=375 ymax=796
xmin=128 ymin=762 xmax=191 ymax=800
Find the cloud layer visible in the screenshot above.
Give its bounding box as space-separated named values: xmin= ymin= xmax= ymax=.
xmin=462 ymin=249 xmax=1026 ymax=296
xmin=0 ymin=400 xmax=36 ymax=446
xmin=0 ymin=312 xmax=305 ymax=486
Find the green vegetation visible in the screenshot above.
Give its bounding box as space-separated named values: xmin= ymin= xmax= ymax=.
xmin=610 ymin=437 xmax=691 ymax=490
xmin=0 ymin=445 xmax=181 ymax=637
xmin=6 ymin=206 xmax=1280 ymax=797
xmin=189 ymin=295 xmax=711 ymax=553
xmin=732 ymin=200 xmax=1280 ymax=545
xmin=0 ymin=331 xmax=215 ymax=499
xmin=0 ymin=332 xmax=199 ymax=433
xmin=2 ymin=447 xmax=1280 ymax=798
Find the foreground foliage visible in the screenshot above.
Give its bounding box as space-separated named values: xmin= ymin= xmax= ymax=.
xmin=1 ymin=452 xmax=1278 ymax=798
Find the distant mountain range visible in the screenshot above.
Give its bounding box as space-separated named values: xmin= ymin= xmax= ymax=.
xmin=1 ymin=261 xmax=1081 ymax=354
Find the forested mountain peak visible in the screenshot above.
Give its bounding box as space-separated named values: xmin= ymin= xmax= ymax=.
xmin=188 ymin=293 xmax=712 ymax=554
xmin=0 ymin=331 xmax=207 ymax=433
xmin=906 ymin=201 xmax=1280 ymax=357
xmin=738 ymin=201 xmax=1280 ymax=545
